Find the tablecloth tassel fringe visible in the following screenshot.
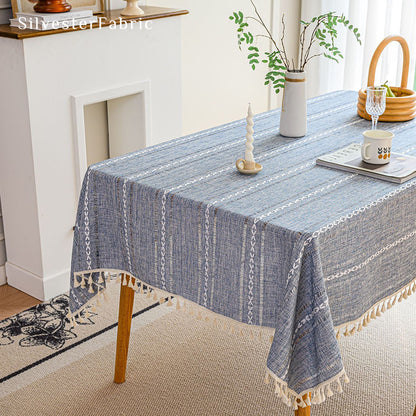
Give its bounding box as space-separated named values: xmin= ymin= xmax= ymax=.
xmin=265 ymin=369 xmax=348 ymax=409
xmin=73 ymin=275 xmax=81 ymax=288
xmin=128 ymin=277 xmax=135 ymax=290
xmin=336 ymin=276 xmax=416 ymax=339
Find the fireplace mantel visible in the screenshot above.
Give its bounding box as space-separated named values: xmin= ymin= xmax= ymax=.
xmin=0 ymin=7 xmax=187 ymax=299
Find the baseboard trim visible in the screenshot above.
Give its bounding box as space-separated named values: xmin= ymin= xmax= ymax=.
xmin=0 ymin=265 xmax=6 ymax=286
xmin=5 ymin=262 xmax=70 ymax=301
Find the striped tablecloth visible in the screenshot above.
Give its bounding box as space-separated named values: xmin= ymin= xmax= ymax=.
xmin=69 ymin=90 xmax=416 ymax=409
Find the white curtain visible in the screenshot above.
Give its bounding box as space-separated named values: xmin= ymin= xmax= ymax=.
xmin=300 ymin=0 xmax=416 ymax=98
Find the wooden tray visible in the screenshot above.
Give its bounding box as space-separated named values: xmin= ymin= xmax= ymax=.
xmin=357 ymin=35 xmax=416 ymax=122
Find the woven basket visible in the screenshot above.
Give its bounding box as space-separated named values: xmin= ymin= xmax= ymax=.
xmin=357 ymin=35 xmax=416 ymax=122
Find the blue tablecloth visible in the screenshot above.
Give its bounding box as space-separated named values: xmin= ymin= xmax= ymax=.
xmin=69 ymin=90 xmax=416 ymax=409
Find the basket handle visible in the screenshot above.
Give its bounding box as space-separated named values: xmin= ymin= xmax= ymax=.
xmin=367 ymin=35 xmax=410 ymax=89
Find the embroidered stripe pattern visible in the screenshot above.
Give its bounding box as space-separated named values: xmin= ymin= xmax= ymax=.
xmin=247 ymin=219 xmax=259 ymax=324
xmin=170 ymin=118 xmax=362 ymax=202
xmin=257 ymin=174 xmax=356 ymax=220
xmin=210 ymin=209 xmax=218 ymax=306
xmin=326 ymin=229 xmax=416 ymax=281
xmin=203 ymin=205 xmax=211 ymax=308
xmin=294 ymin=299 xmax=330 ymax=335
xmin=160 ymin=191 xmax=167 ymax=290
xmin=122 ymin=179 xmax=132 ymax=272
xmin=84 ymin=169 xmax=92 ymax=270
xmin=258 ymin=225 xmax=266 ymax=326
xmin=239 ymin=221 xmax=248 ymax=321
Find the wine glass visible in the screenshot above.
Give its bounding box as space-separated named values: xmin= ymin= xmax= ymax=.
xmin=366 ymin=86 xmax=387 ymax=130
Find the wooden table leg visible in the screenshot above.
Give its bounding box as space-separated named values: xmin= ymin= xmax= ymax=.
xmin=114 ymin=275 xmax=135 ymax=383
xmin=295 ymin=394 xmax=311 ymax=416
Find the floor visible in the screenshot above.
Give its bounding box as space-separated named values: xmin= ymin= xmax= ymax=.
xmin=0 ymin=284 xmax=41 ymax=320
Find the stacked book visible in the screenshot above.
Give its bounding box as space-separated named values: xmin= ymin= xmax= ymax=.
xmin=10 ymin=10 xmax=97 ymax=31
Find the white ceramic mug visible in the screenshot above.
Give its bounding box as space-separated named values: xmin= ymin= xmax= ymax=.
xmin=361 ymin=130 xmax=394 ymax=164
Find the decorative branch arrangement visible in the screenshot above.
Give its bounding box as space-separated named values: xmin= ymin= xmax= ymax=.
xmin=230 ymin=0 xmax=361 ymax=94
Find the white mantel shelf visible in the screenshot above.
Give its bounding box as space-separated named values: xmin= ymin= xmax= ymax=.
xmin=0 ymin=6 xmax=187 ymax=300
xmin=0 ymin=6 xmax=188 ymax=39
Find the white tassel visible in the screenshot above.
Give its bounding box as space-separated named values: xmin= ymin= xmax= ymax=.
xmin=87 ymin=274 xmax=93 ymax=285
xmin=336 ymin=378 xmax=343 ymax=393
xmin=336 ymin=329 xmax=341 ymax=340
xmin=88 ymin=284 xmax=94 ymax=294
xmin=116 ymin=274 xmax=121 ymax=284
xmin=320 ymin=386 xmax=326 ymax=402
xmin=305 ymin=395 xmax=311 ymax=406
xmin=73 ymin=275 xmax=81 ymax=288
xmin=292 ymin=398 xmax=298 ymax=410
xmin=326 ymin=384 xmax=333 ymax=397
xmin=264 ymin=373 xmax=270 ymax=385
xmin=128 ymin=277 xmax=134 ymax=289
xmin=381 ymin=302 xmax=386 ymax=313
xmin=97 ymin=272 xmax=104 ymax=284
xmin=80 ymin=276 xmax=86 ymax=289
xmin=344 ymin=374 xmax=350 ymax=384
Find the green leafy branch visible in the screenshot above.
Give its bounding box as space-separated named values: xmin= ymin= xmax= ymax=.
xmin=299 ymin=12 xmax=361 ymax=70
xmin=229 ymin=3 xmax=362 ymax=94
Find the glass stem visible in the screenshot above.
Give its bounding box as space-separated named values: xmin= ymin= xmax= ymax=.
xmin=372 ymin=116 xmax=378 ymax=130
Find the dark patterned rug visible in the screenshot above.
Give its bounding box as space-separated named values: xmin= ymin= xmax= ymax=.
xmin=0 ymin=283 xmax=163 ymax=384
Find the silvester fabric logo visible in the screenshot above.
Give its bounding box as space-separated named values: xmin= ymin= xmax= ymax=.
xmin=16 ymin=16 xmax=153 ymax=31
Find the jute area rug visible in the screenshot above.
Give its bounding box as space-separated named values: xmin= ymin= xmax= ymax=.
xmin=0 ymin=282 xmax=415 ymax=416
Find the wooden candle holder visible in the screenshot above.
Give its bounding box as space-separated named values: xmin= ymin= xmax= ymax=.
xmin=33 ymin=0 xmax=71 ymax=13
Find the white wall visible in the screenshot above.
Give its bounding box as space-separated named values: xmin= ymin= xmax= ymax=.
xmin=152 ymin=0 xmax=301 ymax=135
xmin=0 ymin=202 xmax=6 ymax=285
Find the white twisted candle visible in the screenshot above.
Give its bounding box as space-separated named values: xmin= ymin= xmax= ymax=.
xmin=245 ymin=103 xmax=255 ymax=165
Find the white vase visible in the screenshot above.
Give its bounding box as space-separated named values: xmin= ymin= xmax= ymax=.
xmin=279 ymin=71 xmax=307 ymax=138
